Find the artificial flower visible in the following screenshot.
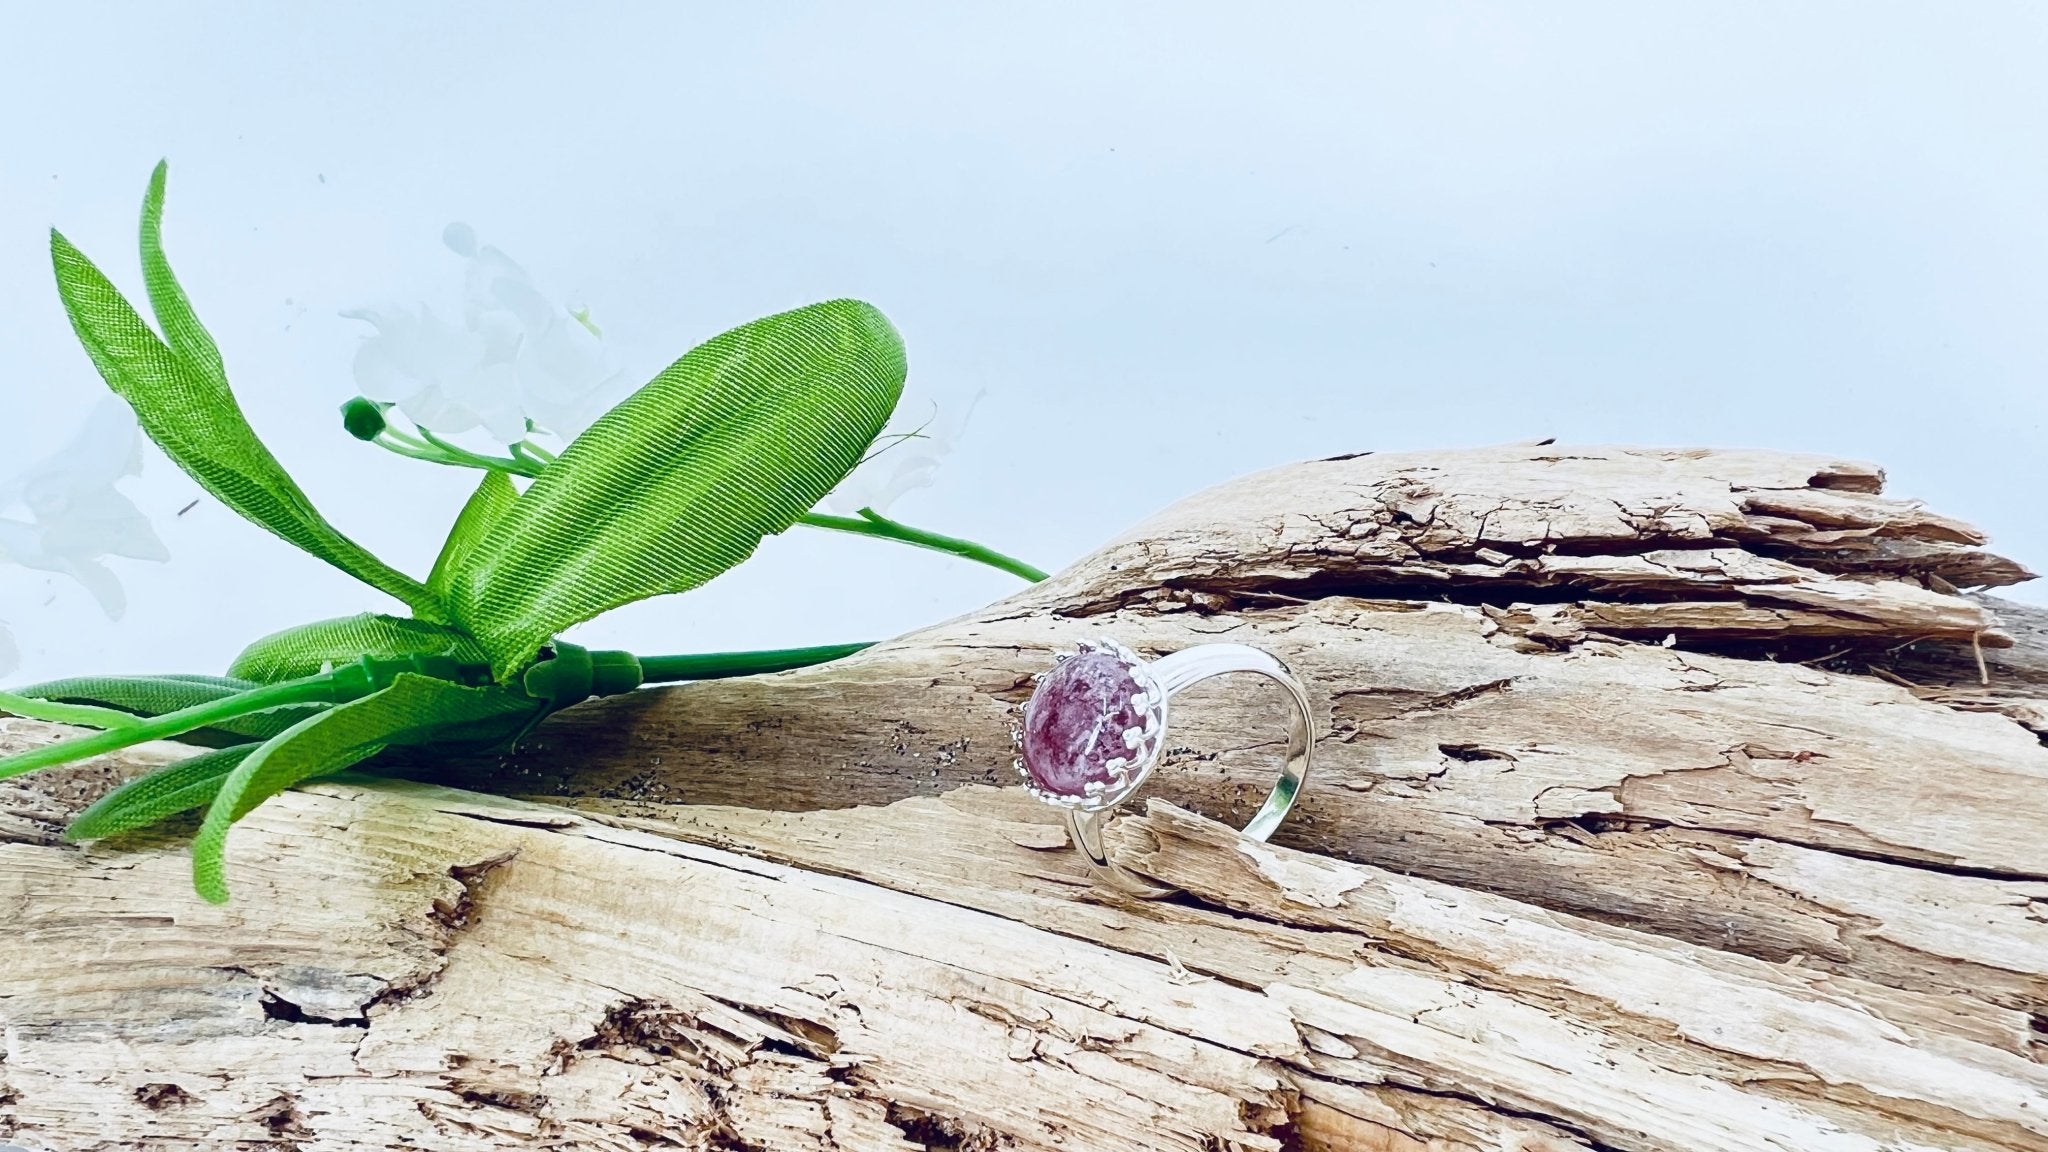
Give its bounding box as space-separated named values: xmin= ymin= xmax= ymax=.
xmin=822 ymin=390 xmax=985 ymax=518
xmin=344 ymin=223 xmax=626 ymax=445
xmin=0 ymin=397 xmax=169 ymax=620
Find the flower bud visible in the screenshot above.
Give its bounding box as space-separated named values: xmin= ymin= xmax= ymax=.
xmin=340 ymin=396 xmax=388 ymax=441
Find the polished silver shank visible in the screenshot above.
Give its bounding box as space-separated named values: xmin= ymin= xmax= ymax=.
xmin=1065 ymin=642 xmax=1313 ymax=896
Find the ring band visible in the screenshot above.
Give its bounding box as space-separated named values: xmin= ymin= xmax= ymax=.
xmin=1013 ymin=638 xmax=1314 ymax=897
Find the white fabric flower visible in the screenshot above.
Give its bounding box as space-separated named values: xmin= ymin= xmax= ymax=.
xmin=0 ymin=619 xmax=18 ymax=679
xmin=822 ymin=390 xmax=985 ymax=517
xmin=345 ymin=223 xmax=627 ymax=445
xmin=0 ymin=398 xmax=170 ymax=620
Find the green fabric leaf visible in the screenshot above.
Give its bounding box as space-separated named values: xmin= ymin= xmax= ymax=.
xmin=227 ymin=613 xmax=490 ymax=684
xmin=137 ymin=162 xmax=232 ymax=408
xmin=427 ymin=470 xmax=517 ymax=603
xmin=65 ymin=744 xmax=255 ymax=841
xmin=157 ymin=673 xmax=266 ymax=689
xmin=192 ymin=673 xmax=536 ymax=902
xmin=0 ymin=689 xmax=143 ymax=729
xmin=47 ymin=163 xmax=437 ymax=617
xmin=447 ymin=300 xmax=905 ymax=678
xmin=14 ymin=673 xmax=325 ymax=740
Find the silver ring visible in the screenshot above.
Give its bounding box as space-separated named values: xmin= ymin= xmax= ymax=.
xmin=1013 ymin=637 xmax=1314 ymax=898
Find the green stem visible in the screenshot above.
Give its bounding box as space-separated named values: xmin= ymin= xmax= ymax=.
xmin=373 ymin=433 xmax=541 ymax=478
xmin=418 ymin=428 xmax=533 ymax=474
xmin=364 ymin=437 xmax=1049 ymax=583
xmin=639 ymin=642 xmax=873 ymax=683
xmin=376 ymin=425 xmax=434 ymax=452
xmin=3 ymin=643 xmax=875 ymax=780
xmin=374 ymin=432 xmax=489 ymax=471
xmin=512 ymin=440 xmax=557 ymax=468
xmin=0 ymin=675 xmax=337 ymax=782
xmin=799 ymin=509 xmax=1049 ymax=582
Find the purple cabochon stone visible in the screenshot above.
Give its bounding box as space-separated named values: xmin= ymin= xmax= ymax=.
xmin=1022 ymin=650 xmax=1146 ymax=797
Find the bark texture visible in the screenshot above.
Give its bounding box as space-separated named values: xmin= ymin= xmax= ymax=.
xmin=3 ymin=444 xmax=2044 ymax=1151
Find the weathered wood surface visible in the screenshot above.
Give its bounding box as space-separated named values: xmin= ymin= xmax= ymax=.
xmin=3 ymin=444 xmax=2044 ymax=1151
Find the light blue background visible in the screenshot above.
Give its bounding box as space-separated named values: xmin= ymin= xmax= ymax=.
xmin=2 ymin=3 xmax=2043 ymax=681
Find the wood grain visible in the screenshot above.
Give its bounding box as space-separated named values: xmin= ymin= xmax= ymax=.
xmin=3 ymin=444 xmax=2041 ymax=1150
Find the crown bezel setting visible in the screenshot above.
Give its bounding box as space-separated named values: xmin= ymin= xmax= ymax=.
xmin=1012 ymin=636 xmax=1169 ymax=813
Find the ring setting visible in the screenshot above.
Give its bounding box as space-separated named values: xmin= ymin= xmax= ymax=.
xmin=1013 ymin=638 xmax=1168 ymax=811
xmin=1011 ymin=635 xmax=1315 ymax=897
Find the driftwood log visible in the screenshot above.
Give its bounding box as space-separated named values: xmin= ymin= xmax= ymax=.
xmin=4 ymin=444 xmax=2046 ymax=1151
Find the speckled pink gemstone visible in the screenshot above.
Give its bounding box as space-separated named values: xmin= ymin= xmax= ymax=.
xmin=1022 ymin=651 xmax=1147 ymax=797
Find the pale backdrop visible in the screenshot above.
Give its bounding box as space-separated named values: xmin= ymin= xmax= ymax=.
xmin=1 ymin=2 xmax=2043 ymax=683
